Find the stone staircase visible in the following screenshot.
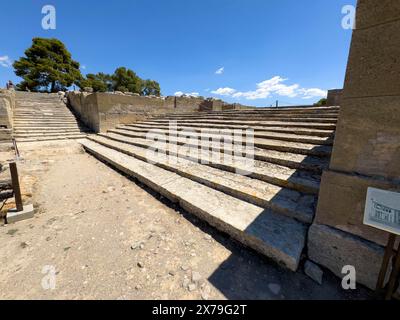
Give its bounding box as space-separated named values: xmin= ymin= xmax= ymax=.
xmin=80 ymin=106 xmax=339 ymax=271
xmin=13 ymin=92 xmax=89 ymax=142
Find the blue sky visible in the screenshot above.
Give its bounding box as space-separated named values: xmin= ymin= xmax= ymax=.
xmin=0 ymin=0 xmax=356 ymax=106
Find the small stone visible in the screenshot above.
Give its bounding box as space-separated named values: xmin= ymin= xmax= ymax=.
xmin=137 ymin=262 xmax=144 ymax=268
xmin=204 ymin=234 xmax=212 ymax=241
xmin=191 ymin=271 xmax=202 ymax=282
xmin=188 ymin=283 xmax=197 ymax=292
xmin=304 ymin=260 xmax=324 ymax=285
xmin=181 ymin=265 xmax=190 ymax=271
xmin=169 ymin=271 xmax=176 ymax=276
xmin=182 ymin=278 xmax=190 ymax=288
xmin=135 ymin=285 xmax=142 ymax=290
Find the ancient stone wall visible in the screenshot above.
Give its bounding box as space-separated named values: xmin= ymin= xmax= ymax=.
xmin=0 ymin=89 xmax=15 ymax=129
xmin=309 ymin=0 xmax=400 ymax=290
xmin=67 ymin=92 xmax=250 ymax=133
xmin=326 ymin=89 xmax=343 ymax=106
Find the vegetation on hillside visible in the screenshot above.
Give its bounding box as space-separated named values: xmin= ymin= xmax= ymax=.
xmin=13 ymin=38 xmax=161 ymax=96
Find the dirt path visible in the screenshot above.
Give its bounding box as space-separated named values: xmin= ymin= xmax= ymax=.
xmin=0 ymin=140 xmax=372 ymax=300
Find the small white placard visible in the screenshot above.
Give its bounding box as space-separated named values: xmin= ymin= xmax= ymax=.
xmin=364 ymin=187 xmax=400 ymax=236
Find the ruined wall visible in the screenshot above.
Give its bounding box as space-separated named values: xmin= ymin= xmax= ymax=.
xmin=67 ymin=92 xmax=229 ymax=133
xmin=309 ymin=0 xmax=400 ymax=290
xmin=0 ymin=89 xmax=14 ymax=129
xmin=0 ymin=89 xmax=15 ymax=142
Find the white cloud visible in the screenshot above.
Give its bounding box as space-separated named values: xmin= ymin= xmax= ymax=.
xmin=211 ymin=87 xmax=237 ymax=96
xmin=80 ymin=65 xmax=86 ymax=70
xmin=298 ymin=88 xmax=328 ymax=99
xmin=211 ymin=76 xmax=327 ymax=100
xmin=0 ymin=55 xmax=12 ymax=68
xmin=215 ymin=67 xmax=224 ymax=75
xmin=174 ymin=91 xmax=199 ymax=97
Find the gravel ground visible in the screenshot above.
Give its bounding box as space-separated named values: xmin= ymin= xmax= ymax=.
xmin=0 ymin=140 xmax=373 ymax=300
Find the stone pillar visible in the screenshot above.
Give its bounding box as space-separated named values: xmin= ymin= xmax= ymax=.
xmin=326 ymin=89 xmax=343 ymax=106
xmin=308 ymin=0 xmax=400 ymax=290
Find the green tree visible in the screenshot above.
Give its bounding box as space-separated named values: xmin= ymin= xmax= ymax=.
xmin=13 ymin=38 xmax=83 ymax=92
xmin=78 ymin=72 xmax=113 ymax=92
xmin=141 ymin=79 xmax=161 ymax=96
xmin=112 ymin=67 xmax=142 ymax=93
xmin=314 ymin=98 xmax=327 ymax=107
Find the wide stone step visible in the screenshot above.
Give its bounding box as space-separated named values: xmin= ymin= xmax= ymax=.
xmin=158 ymin=114 xmax=339 ymax=121
xmin=89 ymin=135 xmax=316 ymax=223
xmin=127 ymin=123 xmax=335 ymax=138
xmin=80 ymin=139 xmax=307 ymax=271
xmin=16 ymin=134 xmax=87 ymax=143
xmin=117 ymin=125 xmax=333 ymax=146
xmin=14 ymin=131 xmax=87 ymax=138
xmin=139 ymin=120 xmax=336 ymax=131
xmin=14 ymin=129 xmax=85 ymax=134
xmin=14 ymin=120 xmax=78 ymax=126
xmin=162 ymin=106 xmax=340 ymax=116
xmin=101 ymin=132 xmax=322 ymax=194
xmin=147 ymin=117 xmax=338 ymax=124
xmin=14 ymin=120 xmax=78 ymax=127
xmin=14 ymin=116 xmax=76 ymax=120
xmin=108 ymin=128 xmax=332 ymax=157
xmin=107 ymin=132 xmax=327 ymax=173
xmin=14 ymin=126 xmax=87 ymax=131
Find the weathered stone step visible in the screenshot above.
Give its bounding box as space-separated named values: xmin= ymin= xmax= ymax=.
xmin=127 ymin=123 xmax=334 ymax=138
xmin=13 ymin=126 xmax=87 ymax=131
xmin=14 ymin=120 xmax=78 ymax=125
xmin=15 ymin=116 xmax=75 ymax=120
xmin=13 ymin=122 xmax=80 ymax=126
xmin=89 ymin=135 xmax=316 ymax=223
xmin=163 ymin=106 xmax=340 ymax=116
xmin=105 ymin=133 xmax=328 ymax=173
xmin=14 ymin=131 xmax=88 ymax=138
xmin=158 ymin=113 xmax=339 ymax=121
xmin=16 ymin=134 xmax=87 ymax=143
xmin=14 ymin=129 xmax=85 ymax=134
xmin=139 ymin=120 xmax=336 ymax=131
xmin=116 ymin=125 xmax=333 ymax=146
xmin=80 ymin=139 xmax=307 ymax=271
xmin=101 ymin=132 xmax=322 ymax=194
xmin=108 ymin=128 xmax=332 ymax=157
xmin=147 ymin=117 xmax=338 ymax=124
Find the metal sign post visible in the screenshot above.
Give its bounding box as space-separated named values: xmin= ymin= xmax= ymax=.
xmin=364 ymin=187 xmax=400 ymax=300
xmin=9 ymin=162 xmax=23 ymax=212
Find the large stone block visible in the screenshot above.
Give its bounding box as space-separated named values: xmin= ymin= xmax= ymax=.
xmin=356 ymin=0 xmax=400 ymax=30
xmin=343 ymin=19 xmax=400 ymax=98
xmin=308 ymin=223 xmax=385 ymax=290
xmin=316 ymin=170 xmax=400 ymax=246
xmin=344 ymin=20 xmax=400 ymax=98
xmin=330 ymin=96 xmax=400 ymax=180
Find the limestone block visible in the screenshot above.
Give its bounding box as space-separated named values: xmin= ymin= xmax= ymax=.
xmin=344 ymin=19 xmax=400 ymax=98
xmin=315 ymin=170 xmax=400 ymax=246
xmin=308 ymin=223 xmax=384 ymax=290
xmin=7 ymin=204 xmax=35 ymax=224
xmin=355 ymin=0 xmax=400 ymax=30
xmin=330 ymin=96 xmax=400 ymax=179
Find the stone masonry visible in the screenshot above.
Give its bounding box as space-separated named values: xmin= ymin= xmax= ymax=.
xmin=308 ymin=0 xmax=400 ymax=290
